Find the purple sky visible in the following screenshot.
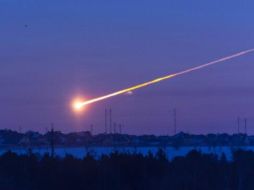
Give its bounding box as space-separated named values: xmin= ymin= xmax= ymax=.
xmin=0 ymin=0 xmax=254 ymax=135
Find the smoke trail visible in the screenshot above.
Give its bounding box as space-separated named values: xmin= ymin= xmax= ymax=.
xmin=74 ymin=49 xmax=254 ymax=109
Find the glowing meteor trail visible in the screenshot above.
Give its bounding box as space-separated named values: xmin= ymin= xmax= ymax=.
xmin=73 ymin=49 xmax=254 ymax=110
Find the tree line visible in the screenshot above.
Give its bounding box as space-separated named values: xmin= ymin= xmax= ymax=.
xmin=0 ymin=149 xmax=254 ymax=190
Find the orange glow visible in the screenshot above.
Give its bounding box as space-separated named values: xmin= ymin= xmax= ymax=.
xmin=72 ymin=98 xmax=86 ymax=113
xmin=72 ymin=49 xmax=254 ymax=110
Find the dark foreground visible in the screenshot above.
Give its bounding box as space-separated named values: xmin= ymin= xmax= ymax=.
xmin=0 ymin=149 xmax=254 ymax=190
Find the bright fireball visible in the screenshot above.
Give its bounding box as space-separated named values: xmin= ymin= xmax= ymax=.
xmin=72 ymin=98 xmax=85 ymax=112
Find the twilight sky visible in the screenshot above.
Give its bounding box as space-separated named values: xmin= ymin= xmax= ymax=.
xmin=0 ymin=0 xmax=254 ymax=135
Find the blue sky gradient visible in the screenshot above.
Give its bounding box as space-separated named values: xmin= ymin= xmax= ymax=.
xmin=0 ymin=0 xmax=254 ymax=134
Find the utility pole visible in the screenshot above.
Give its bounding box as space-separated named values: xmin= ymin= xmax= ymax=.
xmin=50 ymin=123 xmax=55 ymax=158
xmin=244 ymin=118 xmax=247 ymax=135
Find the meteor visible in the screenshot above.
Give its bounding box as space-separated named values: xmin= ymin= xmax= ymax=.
xmin=72 ymin=49 xmax=254 ymax=110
